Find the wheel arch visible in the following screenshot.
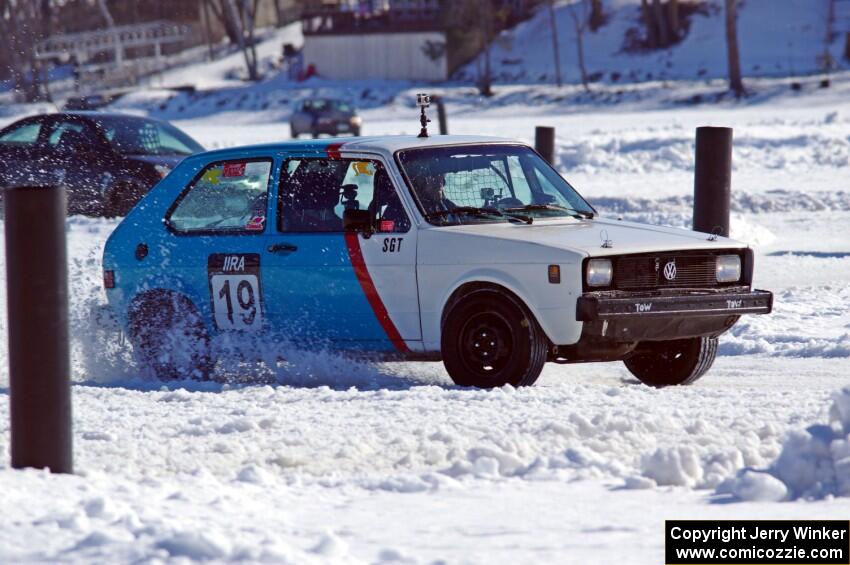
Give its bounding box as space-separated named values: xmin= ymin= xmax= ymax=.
xmin=127 ymin=289 xmax=207 ymax=336
xmin=439 ymin=280 xmax=553 ymax=347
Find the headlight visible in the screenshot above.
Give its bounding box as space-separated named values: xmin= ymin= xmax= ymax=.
xmin=716 ymin=254 xmax=742 ymax=282
xmin=586 ymin=258 xmax=613 ymax=287
xmin=350 ymin=116 xmax=362 ymax=126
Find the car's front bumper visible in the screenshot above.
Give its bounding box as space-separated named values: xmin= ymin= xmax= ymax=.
xmin=576 ymin=288 xmax=773 ymax=322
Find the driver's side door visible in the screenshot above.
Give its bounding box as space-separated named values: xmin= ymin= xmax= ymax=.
xmin=262 ymin=154 xmax=420 ymax=352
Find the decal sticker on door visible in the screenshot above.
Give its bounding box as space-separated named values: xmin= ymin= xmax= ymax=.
xmin=208 ymin=253 xmax=263 ymax=331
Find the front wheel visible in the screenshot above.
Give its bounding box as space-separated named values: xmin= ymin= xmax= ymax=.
xmin=441 ymin=288 xmax=548 ymax=388
xmin=128 ymin=295 xmax=214 ymax=380
xmin=623 ymin=336 xmax=718 ymax=387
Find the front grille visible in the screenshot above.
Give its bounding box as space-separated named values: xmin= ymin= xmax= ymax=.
xmin=614 ymin=254 xmax=719 ymax=290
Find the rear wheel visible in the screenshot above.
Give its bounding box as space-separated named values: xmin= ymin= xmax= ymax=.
xmin=623 ymin=336 xmax=717 ymax=387
xmin=128 ymin=294 xmax=214 ymax=380
xmin=441 ymin=288 xmax=547 ymax=388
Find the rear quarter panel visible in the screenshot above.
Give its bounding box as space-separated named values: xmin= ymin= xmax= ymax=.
xmin=102 ymin=155 xmax=217 ymax=332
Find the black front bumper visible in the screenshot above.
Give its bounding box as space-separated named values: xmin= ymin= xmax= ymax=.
xmin=576 ymin=288 xmax=773 ymax=322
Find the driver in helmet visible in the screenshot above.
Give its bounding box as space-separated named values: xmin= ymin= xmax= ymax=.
xmin=415 ymin=171 xmax=456 ymax=216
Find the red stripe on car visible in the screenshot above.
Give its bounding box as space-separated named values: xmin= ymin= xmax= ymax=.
xmin=344 ymin=232 xmax=410 ymax=353
xmin=326 ymin=143 xmax=344 ymax=160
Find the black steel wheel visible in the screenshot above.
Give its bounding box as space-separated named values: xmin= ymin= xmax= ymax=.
xmin=128 ymin=294 xmax=214 ymax=381
xmin=442 ymin=288 xmax=547 ymax=388
xmin=623 ymin=336 xmax=717 ymax=387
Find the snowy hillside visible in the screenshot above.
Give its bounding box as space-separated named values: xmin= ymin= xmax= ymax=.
xmin=460 ymin=0 xmax=844 ymax=84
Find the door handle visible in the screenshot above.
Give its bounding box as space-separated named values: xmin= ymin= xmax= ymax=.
xmin=267 ymin=243 xmax=298 ymax=254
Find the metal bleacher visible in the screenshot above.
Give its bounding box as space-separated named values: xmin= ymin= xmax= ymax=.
xmin=35 ymin=21 xmax=195 ymax=92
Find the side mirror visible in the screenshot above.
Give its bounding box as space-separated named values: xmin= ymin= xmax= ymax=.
xmin=343 ymin=209 xmax=372 ymax=236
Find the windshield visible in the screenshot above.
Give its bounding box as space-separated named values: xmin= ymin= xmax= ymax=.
xmin=304 ymin=99 xmax=352 ymax=113
xmin=93 ymin=116 xmax=204 ymax=156
xmin=396 ymin=144 xmax=594 ymax=225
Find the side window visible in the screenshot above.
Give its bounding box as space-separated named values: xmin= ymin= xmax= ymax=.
xmin=0 ymin=121 xmax=42 ymax=146
xmin=168 ymin=159 xmax=271 ymax=233
xmin=279 ymin=158 xmax=409 ymax=233
xmin=47 ymin=120 xmax=100 ymax=152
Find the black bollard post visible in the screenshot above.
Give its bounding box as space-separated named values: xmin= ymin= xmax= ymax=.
xmin=5 ymin=186 xmax=73 ymax=473
xmin=535 ymin=126 xmax=556 ymax=166
xmin=436 ymin=98 xmax=448 ymax=135
xmin=693 ymin=127 xmax=732 ymax=237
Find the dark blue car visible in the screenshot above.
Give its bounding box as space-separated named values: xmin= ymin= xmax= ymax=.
xmin=0 ymin=112 xmax=204 ymax=216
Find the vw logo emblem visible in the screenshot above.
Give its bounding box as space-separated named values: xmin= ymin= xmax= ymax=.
xmin=663 ymin=261 xmax=677 ymax=281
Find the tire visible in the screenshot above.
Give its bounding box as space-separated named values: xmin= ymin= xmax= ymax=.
xmin=441 ymin=288 xmax=548 ymax=388
xmin=128 ymin=294 xmax=214 ymax=380
xmin=623 ymin=336 xmax=718 ymax=388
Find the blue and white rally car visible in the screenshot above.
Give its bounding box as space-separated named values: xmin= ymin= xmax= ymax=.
xmin=103 ymin=132 xmax=772 ymax=388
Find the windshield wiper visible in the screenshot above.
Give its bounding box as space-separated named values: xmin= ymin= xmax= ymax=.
xmin=505 ymin=203 xmax=594 ymax=219
xmin=426 ymin=206 xmax=533 ymax=225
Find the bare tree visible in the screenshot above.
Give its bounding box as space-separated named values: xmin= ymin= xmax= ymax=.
xmin=566 ymin=0 xmax=591 ymax=92
xmin=477 ymin=0 xmax=494 ymax=96
xmin=547 ymin=0 xmax=563 ymax=87
xmin=724 ymin=0 xmax=744 ymax=97
xmin=206 ymin=0 xmax=261 ymax=81
xmin=0 ymin=0 xmax=54 ymax=101
xmin=589 ymin=0 xmax=605 ymax=31
xmin=668 ymin=0 xmax=680 ymax=40
xmin=651 ymin=0 xmax=669 ymax=47
xmin=640 ymin=0 xmax=658 ymax=48
xmin=95 ymin=0 xmax=114 ymax=27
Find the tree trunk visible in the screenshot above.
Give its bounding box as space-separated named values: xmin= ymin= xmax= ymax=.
xmin=208 ymin=0 xmax=242 ymax=46
xmin=725 ymin=0 xmax=744 ymax=97
xmin=652 ymin=0 xmax=669 ymax=47
xmin=576 ymin=26 xmax=590 ymax=92
xmin=845 ymin=32 xmax=850 ymax=62
xmin=668 ymin=0 xmax=680 ymax=40
xmin=589 ymin=0 xmax=604 ymax=31
xmin=640 ymin=0 xmax=658 ymax=48
xmin=273 ymin=0 xmax=284 ymax=27
xmin=96 ymin=0 xmax=115 ymax=27
xmin=478 ymin=0 xmax=493 ymax=97
xmin=547 ymin=0 xmax=562 ymax=87
xmin=201 ymin=0 xmax=215 ymax=61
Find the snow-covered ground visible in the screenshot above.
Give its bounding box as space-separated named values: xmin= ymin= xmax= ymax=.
xmin=2 ymin=19 xmax=850 ymax=558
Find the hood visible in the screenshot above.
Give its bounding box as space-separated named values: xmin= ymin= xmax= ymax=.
xmin=431 ymin=216 xmax=747 ymax=257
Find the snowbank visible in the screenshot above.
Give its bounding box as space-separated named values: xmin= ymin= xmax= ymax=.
xmin=768 ymin=387 xmax=850 ymax=499
xmin=719 ymin=387 xmax=850 ymax=501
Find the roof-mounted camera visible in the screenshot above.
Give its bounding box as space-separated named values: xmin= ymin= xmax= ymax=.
xmin=416 ymin=93 xmax=431 ymax=138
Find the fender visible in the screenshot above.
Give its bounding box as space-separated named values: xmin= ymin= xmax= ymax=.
xmin=432 ymin=268 xmax=558 ymax=348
